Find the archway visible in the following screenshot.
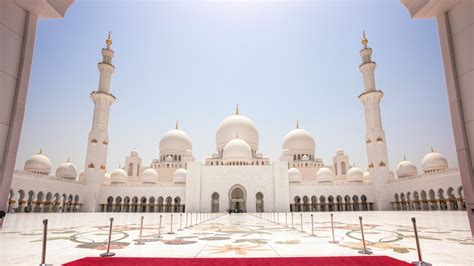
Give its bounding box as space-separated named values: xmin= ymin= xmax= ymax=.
xmin=228 ymin=185 xmax=246 ymax=212
xmin=256 ymin=192 xmax=264 ymax=212
xmin=211 ymin=193 xmax=220 ymax=213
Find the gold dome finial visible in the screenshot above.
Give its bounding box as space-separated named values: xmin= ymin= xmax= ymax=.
xmin=106 ymin=31 xmax=112 ymax=49
xmin=38 ymin=148 xmax=42 ymax=154
xmin=235 ymin=104 xmax=240 ymax=115
xmin=362 ymin=31 xmax=368 ymax=49
xmin=67 ymin=157 xmax=70 ymax=163
xmin=176 ymin=120 xmax=179 ymax=129
xmin=431 ymin=146 xmax=435 ymax=152
xmin=403 ymin=155 xmax=407 ymax=161
xmin=296 ymin=120 xmax=299 ymax=129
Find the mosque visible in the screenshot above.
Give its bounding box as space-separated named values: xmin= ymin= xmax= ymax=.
xmin=6 ymin=33 xmax=466 ymax=215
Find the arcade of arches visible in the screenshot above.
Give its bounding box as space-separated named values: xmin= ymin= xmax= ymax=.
xmin=391 ymin=186 xmax=466 ymax=211
xmin=291 ymin=194 xmax=373 ymax=212
xmin=7 ymin=189 xmax=81 ymax=213
xmin=100 ymin=196 xmax=184 ymax=213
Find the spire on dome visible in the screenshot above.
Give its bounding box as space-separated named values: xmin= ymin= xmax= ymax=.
xmin=296 ymin=120 xmax=299 ymax=129
xmin=176 ymin=120 xmax=179 ymax=129
xmin=235 ymin=104 xmax=240 ymax=115
xmin=403 ymin=155 xmax=407 ymax=161
xmin=67 ymin=157 xmax=70 ymax=163
xmin=362 ymin=31 xmax=368 ymax=49
xmin=106 ymin=31 xmax=112 ymax=49
xmin=431 ymin=146 xmax=435 ymax=152
xmin=38 ymin=148 xmax=42 ymax=154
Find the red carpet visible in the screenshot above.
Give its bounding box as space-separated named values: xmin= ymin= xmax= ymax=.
xmin=65 ymin=256 xmax=410 ymax=266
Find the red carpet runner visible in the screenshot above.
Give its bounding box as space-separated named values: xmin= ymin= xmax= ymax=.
xmin=65 ymin=256 xmax=410 ymax=266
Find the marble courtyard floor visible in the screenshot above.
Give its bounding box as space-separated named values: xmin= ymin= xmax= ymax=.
xmin=0 ymin=211 xmax=473 ymax=265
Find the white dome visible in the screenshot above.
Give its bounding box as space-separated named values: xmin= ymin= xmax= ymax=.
xmin=336 ymin=148 xmax=344 ymax=156
xmin=422 ymin=149 xmax=448 ymax=173
xmin=288 ymin=167 xmax=302 ymax=183
xmin=282 ymin=128 xmax=315 ymax=153
xmin=363 ymin=171 xmax=370 ymax=179
xmin=316 ymin=167 xmax=333 ymax=180
xmin=302 ymin=155 xmax=309 ymax=161
xmin=173 ymin=168 xmax=187 ymax=183
xmin=104 ymin=173 xmax=111 ymax=180
xmin=396 ymin=159 xmax=417 ymax=178
xmin=166 ymin=155 xmax=173 ymax=162
xmin=111 ymin=168 xmax=127 ymax=183
xmin=185 ymin=149 xmax=192 ymax=156
xmin=55 ymin=159 xmax=77 ymax=180
xmin=24 ymin=151 xmax=52 ymax=175
xmin=142 ymin=168 xmax=158 ymax=183
xmin=256 ymin=151 xmax=263 ymax=159
xmin=347 ymin=166 xmax=364 ymax=182
xmin=211 ymin=151 xmax=219 ymax=159
xmin=159 ymin=128 xmax=192 ymax=153
xmin=282 ymin=149 xmax=289 ymax=156
xmin=223 ymin=138 xmax=252 ymax=160
xmin=216 ymin=112 xmax=259 ymax=151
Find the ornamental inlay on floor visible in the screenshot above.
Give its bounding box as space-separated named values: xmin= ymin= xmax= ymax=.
xmin=0 ymin=211 xmax=472 ymax=265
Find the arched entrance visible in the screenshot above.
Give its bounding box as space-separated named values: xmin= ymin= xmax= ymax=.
xmin=229 ymin=185 xmax=246 ymax=212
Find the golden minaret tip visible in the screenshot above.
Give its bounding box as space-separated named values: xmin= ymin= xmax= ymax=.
xmin=176 ymin=120 xmax=179 ymax=129
xmin=38 ymin=148 xmax=42 ymax=154
xmin=296 ymin=120 xmax=299 ymax=129
xmin=106 ymin=31 xmax=112 ymax=49
xmin=362 ymin=31 xmax=368 ymax=49
xmin=236 ymin=104 xmax=240 ymax=115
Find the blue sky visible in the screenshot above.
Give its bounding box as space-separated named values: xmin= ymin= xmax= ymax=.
xmin=17 ymin=0 xmax=456 ymax=173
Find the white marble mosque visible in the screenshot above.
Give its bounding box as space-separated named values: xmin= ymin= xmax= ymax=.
xmin=5 ymin=32 xmax=466 ymax=217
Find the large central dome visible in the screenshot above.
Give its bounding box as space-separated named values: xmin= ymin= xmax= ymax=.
xmin=159 ymin=124 xmax=192 ymax=153
xmin=216 ymin=106 xmax=259 ymax=151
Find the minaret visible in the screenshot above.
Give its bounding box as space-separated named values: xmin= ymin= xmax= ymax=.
xmin=84 ymin=32 xmax=116 ymax=175
xmin=358 ymin=32 xmax=390 ymax=211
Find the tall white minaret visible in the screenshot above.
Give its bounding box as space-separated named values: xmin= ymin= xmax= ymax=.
xmin=84 ymin=32 xmax=116 ymax=175
xmin=358 ymin=32 xmax=390 ymax=211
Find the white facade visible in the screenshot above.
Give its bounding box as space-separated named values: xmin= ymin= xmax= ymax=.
xmin=5 ymin=33 xmax=467 ymax=215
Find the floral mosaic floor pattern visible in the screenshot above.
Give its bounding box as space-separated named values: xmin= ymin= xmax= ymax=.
xmin=0 ymin=211 xmax=472 ymax=265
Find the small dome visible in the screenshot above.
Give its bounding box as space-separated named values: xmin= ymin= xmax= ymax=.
xmin=302 ymin=155 xmax=309 ymax=161
xmin=363 ymin=171 xmax=370 ymax=179
xmin=185 ymin=149 xmax=192 ymax=156
xmin=173 ymin=168 xmax=187 ymax=183
xmin=104 ymin=173 xmax=111 ymax=180
xmin=55 ymin=159 xmax=77 ymax=180
xmin=256 ymin=151 xmax=263 ymax=159
xmin=282 ymin=127 xmax=315 ymax=153
xmin=211 ymin=151 xmax=219 ymax=159
xmin=159 ymin=128 xmax=192 ymax=153
xmin=282 ymin=149 xmax=289 ymax=156
xmin=288 ymin=167 xmax=302 ymax=183
xmin=216 ymin=110 xmax=259 ymax=151
xmin=223 ymin=138 xmax=252 ymax=160
xmin=421 ymin=148 xmax=448 ymax=173
xmin=166 ymin=155 xmax=173 ymax=162
xmin=347 ymin=166 xmax=364 ymax=183
xmin=130 ymin=150 xmax=138 ymax=157
xmin=316 ymin=167 xmax=333 ymax=180
xmin=24 ymin=150 xmax=52 ymax=175
xmin=142 ymin=168 xmax=158 ymax=184
xmin=111 ymin=168 xmax=127 ymax=184
xmin=396 ymin=158 xmax=417 ymax=178
xmin=336 ymin=148 xmax=344 ymax=156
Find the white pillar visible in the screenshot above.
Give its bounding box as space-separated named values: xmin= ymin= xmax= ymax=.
xmin=0 ymin=0 xmax=74 ymax=227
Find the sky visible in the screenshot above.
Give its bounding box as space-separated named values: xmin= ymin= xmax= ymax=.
xmin=16 ymin=0 xmax=457 ymax=173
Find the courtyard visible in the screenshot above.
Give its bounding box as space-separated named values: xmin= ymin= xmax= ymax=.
xmin=0 ymin=211 xmax=472 ymax=265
